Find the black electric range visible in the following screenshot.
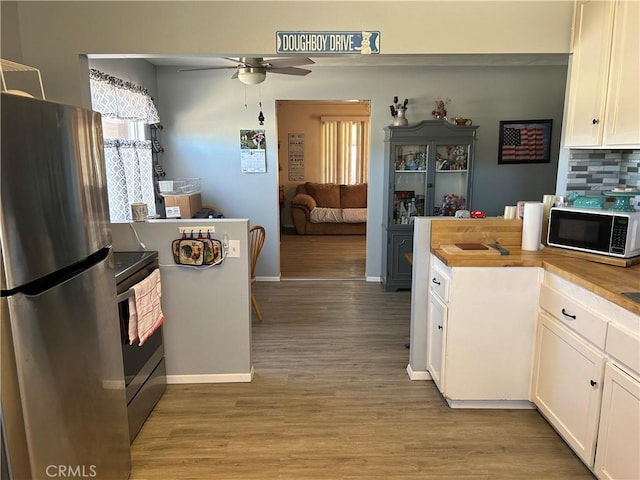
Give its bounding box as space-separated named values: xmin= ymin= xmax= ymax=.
xmin=113 ymin=250 xmax=159 ymax=284
xmin=112 ymin=250 xmax=165 ymax=443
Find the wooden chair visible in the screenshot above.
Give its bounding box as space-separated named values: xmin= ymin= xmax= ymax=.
xmin=249 ymin=225 xmax=266 ymax=321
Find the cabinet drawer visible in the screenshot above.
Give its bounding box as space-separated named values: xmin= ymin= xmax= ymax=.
xmin=606 ymin=322 xmax=640 ymax=376
xmin=539 ymin=284 xmax=608 ymax=349
xmin=429 ymin=266 xmax=450 ymax=302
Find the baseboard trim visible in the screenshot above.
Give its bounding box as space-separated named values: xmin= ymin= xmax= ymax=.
xmin=258 ymin=276 xmax=380 ymax=283
xmin=446 ymin=399 xmax=536 ymax=409
xmin=167 ymin=367 xmax=254 ymax=384
xmin=406 ymin=364 xmax=431 ymax=381
xmin=260 ymin=276 xmax=380 ymax=282
xmin=281 ymin=277 xmax=365 ymax=281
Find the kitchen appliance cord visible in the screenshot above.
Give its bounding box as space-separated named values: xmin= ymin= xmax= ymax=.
xmin=128 ymin=222 xmax=147 ymax=250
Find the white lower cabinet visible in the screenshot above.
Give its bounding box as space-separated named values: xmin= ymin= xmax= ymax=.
xmin=531 ymin=312 xmax=606 ymax=467
xmin=533 ymin=272 xmax=640 ymax=478
xmin=426 ymin=258 xmax=540 ymax=407
xmin=426 ymin=292 xmax=446 ymax=390
xmin=594 ymin=363 xmax=640 ymax=480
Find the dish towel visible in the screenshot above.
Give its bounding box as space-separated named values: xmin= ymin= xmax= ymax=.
xmin=128 ymin=269 xmax=164 ymax=346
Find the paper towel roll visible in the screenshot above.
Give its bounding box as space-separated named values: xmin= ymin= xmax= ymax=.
xmin=522 ymin=202 xmax=543 ymax=251
xmin=503 ymin=206 xmax=517 ymax=219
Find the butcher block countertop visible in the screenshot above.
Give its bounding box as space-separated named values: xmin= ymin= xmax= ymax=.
xmin=432 ymin=246 xmax=640 ymax=315
xmin=429 ymin=219 xmax=640 ymax=316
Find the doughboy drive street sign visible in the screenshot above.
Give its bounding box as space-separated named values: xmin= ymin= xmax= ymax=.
xmin=276 ymin=31 xmax=380 ymax=54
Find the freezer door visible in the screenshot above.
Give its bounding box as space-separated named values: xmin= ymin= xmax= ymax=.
xmin=1 ymin=256 xmax=131 ymax=479
xmin=0 ymin=93 xmax=111 ymax=289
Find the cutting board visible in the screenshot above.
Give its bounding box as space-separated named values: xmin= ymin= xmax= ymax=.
xmin=440 ymin=243 xmax=505 ymax=255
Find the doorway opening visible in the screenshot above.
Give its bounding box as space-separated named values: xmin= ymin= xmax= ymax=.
xmin=276 ymin=100 xmax=371 ymax=280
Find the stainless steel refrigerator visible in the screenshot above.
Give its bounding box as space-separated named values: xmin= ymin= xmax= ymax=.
xmin=1 ymin=93 xmax=131 ymax=479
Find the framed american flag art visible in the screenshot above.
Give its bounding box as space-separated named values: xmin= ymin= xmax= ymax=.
xmin=498 ymin=119 xmax=552 ymax=164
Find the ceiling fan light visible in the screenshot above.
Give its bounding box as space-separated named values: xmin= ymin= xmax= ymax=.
xmin=237 ymin=67 xmax=266 ymax=85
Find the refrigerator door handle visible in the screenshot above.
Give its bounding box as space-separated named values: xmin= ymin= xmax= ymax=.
xmin=2 ymin=247 xmax=111 ymax=297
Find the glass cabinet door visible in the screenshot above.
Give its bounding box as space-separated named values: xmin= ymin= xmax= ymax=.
xmin=392 ymin=144 xmax=428 ymax=224
xmin=433 ymin=143 xmax=470 ymax=216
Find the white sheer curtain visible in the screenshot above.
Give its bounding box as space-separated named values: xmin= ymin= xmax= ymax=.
xmin=320 ymin=117 xmax=370 ymax=184
xmin=89 ymin=69 xmax=160 ymax=221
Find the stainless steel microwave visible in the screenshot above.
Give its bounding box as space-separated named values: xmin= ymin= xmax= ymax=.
xmin=547 ymin=207 xmax=640 ymax=258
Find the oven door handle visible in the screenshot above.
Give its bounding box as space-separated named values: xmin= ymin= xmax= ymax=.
xmin=117 ymin=288 xmax=135 ymax=303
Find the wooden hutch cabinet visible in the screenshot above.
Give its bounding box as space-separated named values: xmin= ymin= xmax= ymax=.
xmin=382 ymin=120 xmax=478 ymax=291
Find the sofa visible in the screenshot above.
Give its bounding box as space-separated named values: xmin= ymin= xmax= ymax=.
xmin=291 ymin=182 xmax=367 ymax=235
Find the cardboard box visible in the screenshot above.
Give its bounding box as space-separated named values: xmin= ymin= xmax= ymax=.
xmin=164 ymin=193 xmax=202 ymax=219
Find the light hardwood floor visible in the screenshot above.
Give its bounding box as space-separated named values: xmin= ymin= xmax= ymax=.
xmin=130 ymin=279 xmax=594 ymax=479
xmin=279 ymin=231 xmax=366 ymax=279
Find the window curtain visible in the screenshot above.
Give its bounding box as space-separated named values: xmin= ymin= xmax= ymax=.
xmin=89 ymin=69 xmax=160 ymax=221
xmin=89 ymin=69 xmax=160 ymax=123
xmin=320 ymin=117 xmax=369 ymax=184
xmin=103 ymin=140 xmax=156 ymax=221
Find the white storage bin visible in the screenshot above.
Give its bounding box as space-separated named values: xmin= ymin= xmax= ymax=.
xmin=158 ymin=178 xmax=201 ymax=196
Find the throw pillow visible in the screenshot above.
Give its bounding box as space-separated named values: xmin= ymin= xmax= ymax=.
xmin=340 ymin=184 xmax=367 ymax=209
xmin=305 ymin=182 xmax=341 ymax=208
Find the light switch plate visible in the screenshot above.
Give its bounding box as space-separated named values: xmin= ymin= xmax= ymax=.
xmin=228 ymin=240 xmax=240 ymax=258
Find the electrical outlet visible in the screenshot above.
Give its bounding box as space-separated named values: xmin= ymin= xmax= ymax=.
xmin=227 ymin=240 xmax=240 ymax=258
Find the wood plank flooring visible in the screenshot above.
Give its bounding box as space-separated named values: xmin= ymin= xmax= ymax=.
xmin=279 ymin=231 xmax=366 ymax=279
xmin=130 ymin=281 xmax=594 ymax=479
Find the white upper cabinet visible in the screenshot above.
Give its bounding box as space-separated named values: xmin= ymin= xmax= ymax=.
xmin=564 ymin=0 xmax=639 ymax=148
xmin=603 ymin=0 xmax=640 ymax=146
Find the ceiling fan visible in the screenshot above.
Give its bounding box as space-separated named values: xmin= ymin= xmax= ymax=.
xmin=178 ymin=57 xmax=314 ymax=85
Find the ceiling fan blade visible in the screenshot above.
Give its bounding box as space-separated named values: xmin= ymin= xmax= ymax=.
xmin=264 ymin=57 xmax=315 ymax=68
xmin=267 ymin=66 xmax=312 ymax=76
xmin=178 ymin=65 xmax=237 ymax=72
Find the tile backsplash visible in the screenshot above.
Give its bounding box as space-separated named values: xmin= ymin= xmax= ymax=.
xmin=566 ymin=149 xmax=639 ymax=208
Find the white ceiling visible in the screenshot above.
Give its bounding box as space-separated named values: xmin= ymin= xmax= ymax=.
xmin=90 ymin=53 xmax=569 ymax=69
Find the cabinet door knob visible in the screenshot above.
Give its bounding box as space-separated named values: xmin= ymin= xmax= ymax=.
xmin=437 ymin=325 xmax=443 ymax=330
xmin=592 ymin=118 xmax=600 ymax=125
xmin=561 ymin=308 xmax=577 ymax=320
xmin=432 ymin=278 xmax=441 ymax=285
xmin=590 ymin=379 xmax=597 ymax=388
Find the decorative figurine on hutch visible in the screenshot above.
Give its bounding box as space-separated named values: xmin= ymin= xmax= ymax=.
xmin=432 ymin=96 xmax=451 ymax=120
xmin=389 ymin=96 xmax=409 ymax=126
xmin=441 ymin=193 xmax=465 ymax=216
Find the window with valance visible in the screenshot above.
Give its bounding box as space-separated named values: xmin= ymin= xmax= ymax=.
xmin=89 ymin=68 xmax=159 ymax=221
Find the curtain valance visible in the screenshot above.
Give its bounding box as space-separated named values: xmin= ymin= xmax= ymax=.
xmin=89 ymin=69 xmax=160 ymax=124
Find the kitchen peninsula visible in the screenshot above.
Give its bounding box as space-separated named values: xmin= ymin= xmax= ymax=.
xmin=409 ymin=217 xmax=640 ymax=479
xmin=428 ymin=218 xmax=639 ymax=315
xmin=111 ymin=219 xmax=253 ymax=384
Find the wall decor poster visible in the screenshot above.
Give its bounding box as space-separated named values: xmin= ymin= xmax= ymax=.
xmin=498 ymin=119 xmax=552 ymax=164
xmin=240 ymin=129 xmax=266 ymax=173
xmin=288 ymin=133 xmax=305 ymax=181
